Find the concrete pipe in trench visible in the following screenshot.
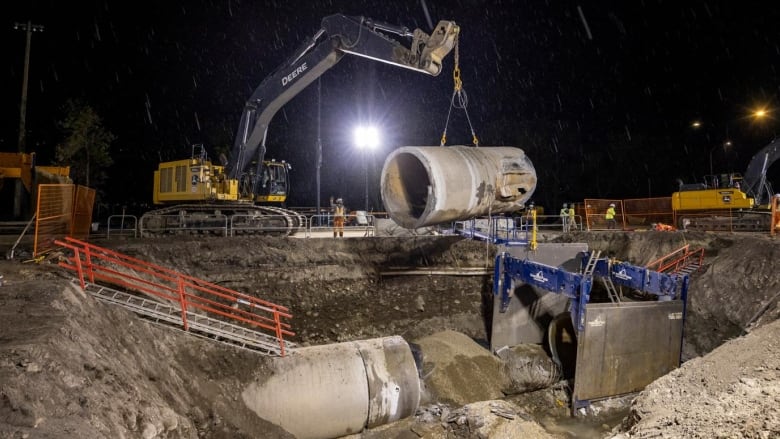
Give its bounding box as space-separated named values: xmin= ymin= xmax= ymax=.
xmin=241 ymin=336 xmax=420 ymax=439
xmin=381 ymin=146 xmax=537 ymax=229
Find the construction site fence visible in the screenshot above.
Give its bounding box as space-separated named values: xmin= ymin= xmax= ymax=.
xmin=107 ymin=215 xmax=138 ymax=238
xmin=34 ymin=184 xmax=95 ymax=257
xmin=452 ymin=217 xmax=530 ymax=243
xmin=308 ymin=214 xmax=376 ymax=237
xmin=516 ymin=214 xmax=584 ymax=232
xmin=54 ymin=236 xmax=294 ymax=356
xmin=583 ymin=198 xmax=674 ymax=231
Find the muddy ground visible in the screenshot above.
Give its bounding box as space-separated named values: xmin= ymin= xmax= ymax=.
xmin=0 ymin=231 xmax=778 ymax=438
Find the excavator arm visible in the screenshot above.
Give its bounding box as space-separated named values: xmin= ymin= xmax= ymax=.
xmin=226 ymin=14 xmax=460 ymax=195
xmin=742 ymin=137 xmax=780 ymax=206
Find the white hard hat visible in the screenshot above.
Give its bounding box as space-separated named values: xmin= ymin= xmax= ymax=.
xmin=336 ymin=198 xmax=343 ymax=204
xmin=609 ymin=203 xmax=615 ymax=207
xmin=563 ymin=203 xmax=568 ymax=208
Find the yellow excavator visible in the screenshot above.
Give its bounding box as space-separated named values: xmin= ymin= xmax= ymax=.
xmin=0 ymin=152 xmax=71 ymax=219
xmin=141 ymin=14 xmax=460 ymax=236
xmin=672 ymin=138 xmax=779 ymax=230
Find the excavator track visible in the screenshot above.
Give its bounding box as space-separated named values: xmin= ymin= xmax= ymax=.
xmin=139 ymin=204 xmax=306 ymax=237
xmin=680 ymin=211 xmax=771 ymax=232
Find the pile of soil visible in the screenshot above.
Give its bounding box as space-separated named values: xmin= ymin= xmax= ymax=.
xmin=0 ymin=231 xmax=778 ymax=438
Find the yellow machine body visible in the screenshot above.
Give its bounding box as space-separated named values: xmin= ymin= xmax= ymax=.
xmin=152 ymin=156 xmax=289 ymax=205
xmin=153 ymin=158 xmax=240 ymax=204
xmin=671 ymin=188 xmax=754 ymax=211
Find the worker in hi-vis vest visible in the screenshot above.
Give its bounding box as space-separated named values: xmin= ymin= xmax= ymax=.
xmin=331 ymin=196 xmax=346 ymax=238
xmin=605 ymin=203 xmax=617 ymax=229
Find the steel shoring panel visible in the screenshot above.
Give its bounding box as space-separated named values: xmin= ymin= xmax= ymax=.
xmin=76 ymin=280 xmax=295 ymax=356
xmin=573 ymin=301 xmax=684 ymax=407
xmin=490 ymin=243 xmax=587 ymax=352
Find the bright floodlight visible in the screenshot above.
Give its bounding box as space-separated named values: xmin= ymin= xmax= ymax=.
xmin=754 ymin=109 xmax=767 ymax=118
xmin=354 ymin=126 xmax=379 ymax=149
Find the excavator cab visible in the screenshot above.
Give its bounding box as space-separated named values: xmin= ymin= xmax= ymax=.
xmin=254 ymin=160 xmax=290 ymax=204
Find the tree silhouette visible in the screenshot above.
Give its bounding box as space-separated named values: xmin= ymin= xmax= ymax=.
xmin=55 ymin=100 xmax=115 ymax=188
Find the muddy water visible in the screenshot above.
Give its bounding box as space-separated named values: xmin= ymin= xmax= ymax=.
xmin=538 ymin=409 xmax=628 ymax=438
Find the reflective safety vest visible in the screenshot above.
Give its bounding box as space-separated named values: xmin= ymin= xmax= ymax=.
xmin=605 ymin=207 xmax=616 ymax=220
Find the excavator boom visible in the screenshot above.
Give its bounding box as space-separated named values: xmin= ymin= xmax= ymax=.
xmin=226 ymin=14 xmax=460 ymax=194
xmin=742 ymin=137 xmax=780 ymax=206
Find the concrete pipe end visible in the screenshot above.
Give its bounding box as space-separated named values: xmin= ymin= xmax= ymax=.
xmin=381 ymin=146 xmax=537 ymax=229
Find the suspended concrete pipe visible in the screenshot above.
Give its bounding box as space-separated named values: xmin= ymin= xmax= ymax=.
xmin=381 ymin=146 xmax=537 ymax=229
xmin=241 ymin=336 xmax=420 ymax=439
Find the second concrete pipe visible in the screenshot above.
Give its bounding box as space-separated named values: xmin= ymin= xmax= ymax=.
xmin=241 ymin=336 xmax=420 ymax=439
xmin=381 ymin=146 xmax=537 ymax=229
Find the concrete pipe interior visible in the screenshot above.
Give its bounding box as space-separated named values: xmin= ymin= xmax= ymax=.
xmin=381 ymin=146 xmax=537 ymax=229
xmin=384 ymin=152 xmax=430 ymax=222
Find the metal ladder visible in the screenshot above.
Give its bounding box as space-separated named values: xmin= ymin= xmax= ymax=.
xmin=582 ymin=250 xmax=601 ymax=277
xmin=601 ymin=276 xmax=621 ymax=303
xmin=675 ymin=261 xmax=701 ymax=276
xmin=583 ymin=251 xmax=621 ymax=303
xmin=76 ymin=280 xmax=295 ymax=356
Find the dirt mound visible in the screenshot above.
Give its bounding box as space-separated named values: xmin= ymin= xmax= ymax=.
xmin=0 ymin=274 xmax=292 ymax=439
xmin=611 ymin=318 xmax=780 ymax=438
xmin=414 ymin=330 xmax=507 ymax=405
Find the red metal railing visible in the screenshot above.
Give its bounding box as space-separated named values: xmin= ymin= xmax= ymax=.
xmin=54 ymin=237 xmax=294 ymax=356
xmin=646 ymin=244 xmax=705 ymax=274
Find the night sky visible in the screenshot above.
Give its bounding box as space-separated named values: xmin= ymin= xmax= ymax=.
xmin=2 ymin=0 xmax=779 ymax=215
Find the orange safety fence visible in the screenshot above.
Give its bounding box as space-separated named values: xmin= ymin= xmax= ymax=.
xmin=583 ymin=199 xmax=624 ymax=231
xmin=35 ymin=184 xmax=75 ymax=257
xmin=645 ymin=244 xmax=705 ymax=274
xmin=34 ymin=184 xmax=96 ymax=256
xmin=54 ymin=236 xmax=294 ymax=356
xmin=623 ymin=197 xmax=674 ymax=229
xmin=72 ymin=185 xmax=96 ymax=240
xmin=771 ymin=196 xmax=780 ymax=237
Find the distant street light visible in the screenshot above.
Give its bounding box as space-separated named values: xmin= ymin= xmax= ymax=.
xmin=353 ymin=126 xmax=379 ymax=212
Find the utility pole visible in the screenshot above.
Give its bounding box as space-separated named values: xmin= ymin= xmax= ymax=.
xmin=14 ymin=20 xmax=45 ymax=152
xmin=316 ymin=78 xmax=323 ymax=224
xmin=12 ymin=21 xmax=44 ymax=219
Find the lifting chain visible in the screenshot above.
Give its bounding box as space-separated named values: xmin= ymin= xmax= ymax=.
xmin=440 ymin=35 xmax=480 ymax=147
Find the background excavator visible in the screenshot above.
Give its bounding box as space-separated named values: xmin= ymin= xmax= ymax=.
xmin=673 ymin=138 xmax=779 ymax=230
xmin=141 ymin=14 xmax=459 ymax=236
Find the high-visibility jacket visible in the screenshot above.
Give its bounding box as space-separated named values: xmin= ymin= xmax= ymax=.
xmin=334 ymin=205 xmax=345 ymax=218
xmin=605 ymin=207 xmax=616 ymax=220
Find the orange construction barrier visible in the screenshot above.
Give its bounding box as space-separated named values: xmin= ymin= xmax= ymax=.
xmin=55 ymin=237 xmax=294 ymax=356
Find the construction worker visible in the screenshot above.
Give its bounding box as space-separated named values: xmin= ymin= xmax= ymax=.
xmin=330 ymin=196 xmax=346 ymax=238
xmin=773 ymin=194 xmax=780 ymax=235
xmin=568 ymin=203 xmax=577 ymax=231
xmin=605 ymin=203 xmax=617 ymax=230
xmin=560 ymin=203 xmax=570 ymax=232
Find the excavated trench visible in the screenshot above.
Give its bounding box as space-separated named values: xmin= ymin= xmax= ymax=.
xmin=110 ymin=231 xmax=780 ymax=437
xmin=1 ymin=230 xmax=778 ymax=438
